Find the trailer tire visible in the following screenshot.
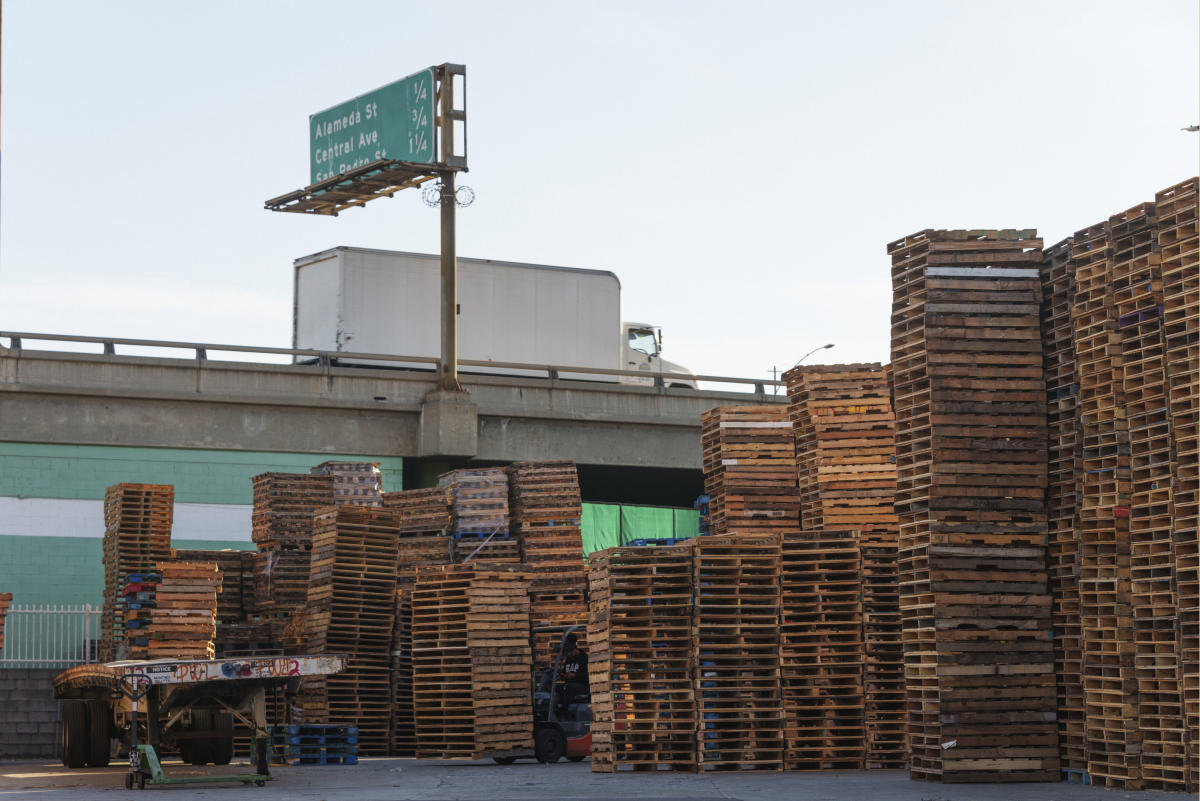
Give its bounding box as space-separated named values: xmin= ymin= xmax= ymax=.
xmin=86 ymin=699 xmax=110 ymax=767
xmin=188 ymin=710 xmax=213 ymax=765
xmin=61 ymin=700 xmax=89 ymax=769
xmin=210 ymin=713 xmax=234 ymax=765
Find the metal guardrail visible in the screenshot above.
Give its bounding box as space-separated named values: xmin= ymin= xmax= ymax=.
xmin=0 ymin=331 xmax=784 ymax=393
xmin=0 ymin=604 xmax=101 ymax=669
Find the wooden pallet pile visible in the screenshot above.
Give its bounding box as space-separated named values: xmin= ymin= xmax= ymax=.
xmin=389 ymin=585 xmax=416 ymax=757
xmin=693 ymin=533 xmax=784 ymax=771
xmin=300 ymin=507 xmax=402 ymax=755
xmin=1038 ymin=237 xmax=1087 ymax=777
xmin=101 ymin=483 xmax=174 ymax=661
xmin=171 ymin=549 xmax=251 ymax=625
xmin=1157 ymin=177 xmax=1199 ymax=791
xmin=311 ymin=461 xmax=383 ymax=507
xmin=779 ymin=530 xmax=865 ymax=770
xmin=148 ymin=560 xmax=220 ymax=659
xmin=587 ymin=544 xmax=696 ymax=772
xmin=1070 ymin=218 xmax=1144 ymax=789
xmin=440 ymin=468 xmax=521 ymax=564
xmin=509 ymin=461 xmax=588 ymax=666
xmin=0 ymin=593 xmax=12 ymax=652
xmin=889 ymin=229 xmax=1058 ymax=783
xmin=411 ymin=565 xmax=533 ymax=759
xmin=783 ymin=363 xmax=905 ymax=768
xmin=1112 ymin=202 xmax=1189 ymax=791
xmin=382 ymin=488 xmax=450 ymax=531
xmin=700 ymin=406 xmax=800 ymax=535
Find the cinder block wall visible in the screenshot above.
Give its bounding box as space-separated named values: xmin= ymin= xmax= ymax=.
xmin=0 ymin=669 xmax=60 ymax=759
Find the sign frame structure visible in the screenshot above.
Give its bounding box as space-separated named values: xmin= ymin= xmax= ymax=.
xmin=265 ymin=63 xmax=468 ymax=392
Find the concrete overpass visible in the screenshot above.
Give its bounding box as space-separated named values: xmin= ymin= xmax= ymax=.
xmin=0 ymin=333 xmax=787 ymax=504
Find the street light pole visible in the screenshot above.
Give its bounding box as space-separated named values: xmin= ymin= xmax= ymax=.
xmin=793 ymin=343 xmax=835 ymax=368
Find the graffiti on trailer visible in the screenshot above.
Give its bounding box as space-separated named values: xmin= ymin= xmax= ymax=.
xmin=123 ymin=658 xmax=305 ymax=685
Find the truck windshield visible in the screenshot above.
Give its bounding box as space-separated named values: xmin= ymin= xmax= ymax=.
xmin=628 ymin=328 xmax=659 ymax=357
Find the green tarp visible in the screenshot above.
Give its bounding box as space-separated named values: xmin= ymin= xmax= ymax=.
xmin=579 ymin=502 xmax=701 ymax=555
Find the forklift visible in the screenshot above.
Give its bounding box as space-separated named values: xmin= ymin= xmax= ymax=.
xmin=493 ymin=626 xmax=592 ymax=764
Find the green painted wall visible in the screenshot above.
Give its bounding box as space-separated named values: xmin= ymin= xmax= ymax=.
xmin=0 ymin=443 xmax=403 ymax=504
xmin=0 ymin=536 xmax=250 ymax=607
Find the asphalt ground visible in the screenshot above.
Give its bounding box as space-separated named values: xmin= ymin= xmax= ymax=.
xmin=0 ymin=757 xmax=1184 ymax=801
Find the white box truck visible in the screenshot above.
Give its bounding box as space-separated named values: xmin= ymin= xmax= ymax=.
xmin=292 ymin=247 xmax=697 ymax=386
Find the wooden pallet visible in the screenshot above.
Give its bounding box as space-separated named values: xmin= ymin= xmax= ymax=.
xmin=382 ymin=488 xmax=451 ymax=532
xmin=700 ymin=406 xmax=800 ymax=536
xmin=311 ymin=461 xmax=384 ymax=507
xmin=389 ymin=585 xmax=416 ymax=757
xmin=250 ymin=473 xmax=335 ymax=550
xmin=889 ymin=230 xmax=1060 ymax=784
xmin=588 ymin=544 xmax=696 ymax=772
xmin=101 ymin=483 xmax=174 ymax=661
xmin=411 ymin=565 xmax=533 ymax=759
xmin=147 ymin=560 xmax=219 ymax=659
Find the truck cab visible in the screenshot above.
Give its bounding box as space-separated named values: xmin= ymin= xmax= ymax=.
xmin=622 ymin=322 xmax=697 ymax=389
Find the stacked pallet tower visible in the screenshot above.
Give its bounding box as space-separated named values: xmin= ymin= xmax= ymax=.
xmin=1071 ymin=216 xmax=1146 ymax=788
xmin=411 ymin=565 xmax=533 ymax=759
xmin=1038 ymin=237 xmax=1087 ymax=776
xmin=779 ymin=530 xmax=864 ymax=769
xmin=1157 ymin=178 xmax=1199 ymax=790
xmin=382 ymin=488 xmax=454 ymax=577
xmin=250 ymin=473 xmax=334 ymax=645
xmin=700 ymin=406 xmax=800 ymax=535
xmin=783 ymin=363 xmax=905 ymax=768
xmin=311 ymin=461 xmax=384 ymax=506
xmin=508 ymin=461 xmax=589 ymax=667
xmin=440 ymin=469 xmax=521 ymax=564
xmin=301 ymin=507 xmax=401 ymax=755
xmin=1114 ymin=202 xmax=1189 ymax=790
xmin=100 ymin=483 xmax=174 ymax=661
xmin=692 ymin=533 xmax=785 ymax=771
xmin=148 ymin=561 xmax=220 ymax=659
xmin=888 ymin=229 xmax=1059 ymax=782
xmin=389 ymin=586 xmax=416 ymax=757
xmin=588 ymin=544 xmax=696 ymax=772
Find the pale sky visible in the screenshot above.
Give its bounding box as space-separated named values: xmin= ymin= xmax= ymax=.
xmin=2 ymin=1 xmax=1197 ymax=382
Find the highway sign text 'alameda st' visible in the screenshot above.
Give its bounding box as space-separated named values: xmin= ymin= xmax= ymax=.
xmin=310 ymin=68 xmax=436 ymax=183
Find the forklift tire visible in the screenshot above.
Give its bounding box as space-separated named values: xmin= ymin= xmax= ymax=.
xmin=534 ymin=726 xmax=565 ymax=764
xmin=137 ymin=773 xmax=146 ymax=790
xmin=61 ymin=700 xmax=89 ymax=769
xmin=86 ymin=699 xmax=111 ymax=767
xmin=210 ymin=713 xmax=235 ymax=765
xmin=188 ymin=710 xmax=213 ymax=765
xmin=492 ymin=756 xmax=517 ymax=764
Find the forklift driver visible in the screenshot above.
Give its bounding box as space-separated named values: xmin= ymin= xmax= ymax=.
xmin=558 ymin=634 xmax=589 ymax=711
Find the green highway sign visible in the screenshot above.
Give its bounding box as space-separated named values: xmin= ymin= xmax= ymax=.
xmin=310 ymin=68 xmax=436 ymax=183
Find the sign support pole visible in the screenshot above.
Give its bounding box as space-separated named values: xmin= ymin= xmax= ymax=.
xmin=439 ymin=167 xmax=459 ymax=391
xmin=437 ymin=64 xmax=461 ymax=392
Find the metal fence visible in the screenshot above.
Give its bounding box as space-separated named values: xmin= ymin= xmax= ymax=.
xmin=0 ymin=604 xmax=101 ymax=668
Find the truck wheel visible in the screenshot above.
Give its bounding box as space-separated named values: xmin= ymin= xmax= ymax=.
xmin=210 ymin=713 xmax=235 ymax=765
xmin=534 ymin=726 xmax=565 ymax=764
xmin=189 ymin=710 xmax=213 ymax=765
xmin=61 ymin=700 xmax=89 ymax=769
xmin=86 ymin=699 xmax=111 ymax=767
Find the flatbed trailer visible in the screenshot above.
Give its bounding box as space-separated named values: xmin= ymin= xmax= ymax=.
xmin=54 ymin=654 xmax=347 ymax=789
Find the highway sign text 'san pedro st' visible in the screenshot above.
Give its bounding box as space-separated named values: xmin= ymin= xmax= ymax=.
xmin=310 ymin=68 xmax=436 ymax=183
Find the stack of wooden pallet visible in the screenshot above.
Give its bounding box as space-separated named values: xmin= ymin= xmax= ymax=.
xmin=1038 ymin=237 xmax=1086 ymax=777
xmin=440 ymin=468 xmax=521 ymax=564
xmin=171 ymin=549 xmax=251 ymax=625
xmin=301 ymin=507 xmax=401 ymax=755
xmin=693 ymin=533 xmax=784 ymax=771
xmin=0 ymin=593 xmax=12 ymax=652
xmin=148 ymin=561 xmax=220 ymax=659
xmin=101 ymin=483 xmax=174 ymax=661
xmin=889 ymin=229 xmax=1058 ymax=783
xmin=411 ymin=565 xmax=533 ymax=759
xmin=251 ymin=473 xmax=333 ymax=641
xmin=389 ymin=585 xmax=416 ymax=757
xmin=700 ymin=406 xmax=799 ymax=535
xmin=588 ymin=544 xmax=696 ymax=772
xmin=1113 ymin=203 xmax=1188 ymax=791
xmin=383 ymin=488 xmax=450 ymax=530
xmin=1157 ymin=177 xmax=1199 ymax=791
xmin=783 ymin=363 xmax=905 ymax=768
xmin=1070 ymin=218 xmax=1143 ymax=789
xmin=509 ymin=461 xmax=588 ymax=666
xmin=120 ymin=571 xmax=160 ymax=660
xmin=779 ymin=530 xmax=864 ymax=770
xmin=311 ymin=461 xmax=383 ymax=507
